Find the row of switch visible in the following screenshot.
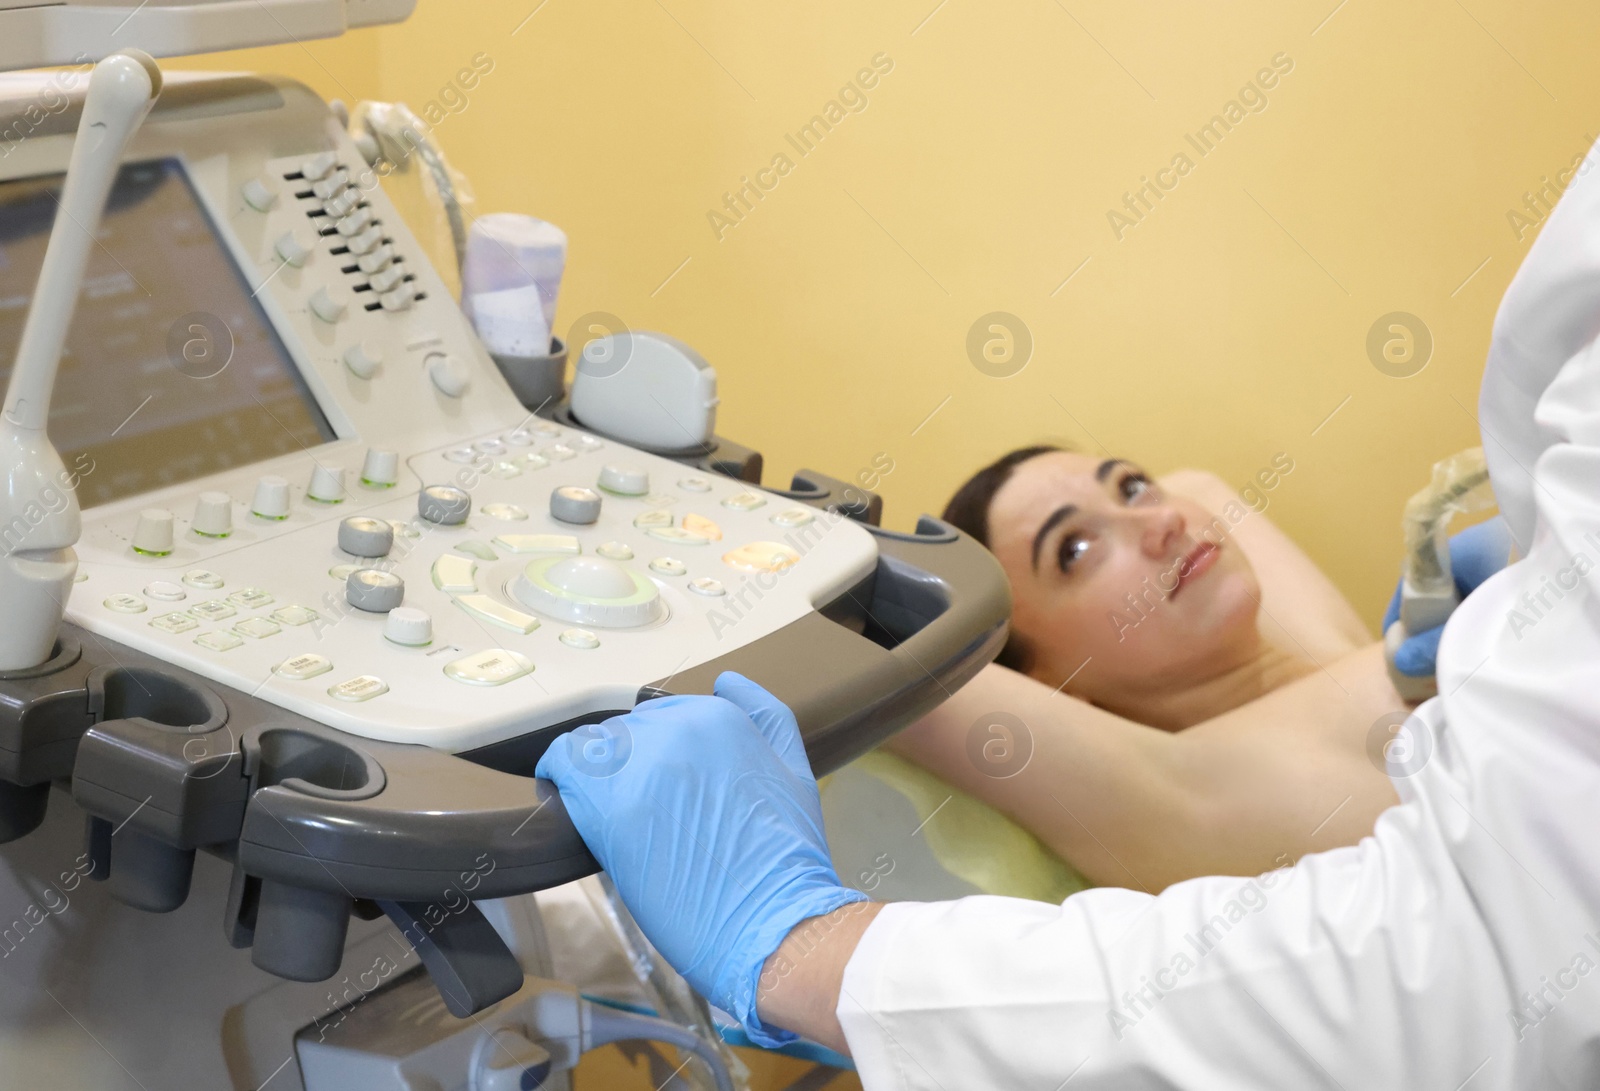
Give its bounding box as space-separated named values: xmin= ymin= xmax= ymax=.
xmin=126 ymin=452 xmax=403 ymax=555
xmin=242 ymin=152 xmax=420 ymax=320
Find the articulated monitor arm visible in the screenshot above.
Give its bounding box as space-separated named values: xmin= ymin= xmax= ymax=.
xmin=0 ymin=50 xmax=161 ymax=671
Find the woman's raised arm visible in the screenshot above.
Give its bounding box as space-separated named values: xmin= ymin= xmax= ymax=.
xmin=885 ymin=652 xmax=1400 ymax=891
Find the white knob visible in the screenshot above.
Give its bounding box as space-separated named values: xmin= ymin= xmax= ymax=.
xmin=274 ymin=229 xmax=314 ymax=267
xmin=343 ymin=341 xmax=383 ymax=379
xmin=323 ymin=190 xmax=359 ymax=219
xmin=251 ymin=475 xmax=291 ymax=519
xmin=301 ymin=151 xmax=338 ymax=181
xmin=356 ymin=244 xmax=394 ymax=274
xmin=336 ymin=207 xmax=374 ymax=237
xmin=132 ymin=509 xmax=175 ymax=556
xmin=597 ymin=464 xmax=649 ymax=496
xmin=240 ymin=176 xmax=278 ymax=212
xmin=369 ymin=265 xmax=405 ymax=293
xmin=384 ymin=606 xmax=433 ymax=646
xmin=191 ymin=491 xmax=233 ymax=537
xmin=427 ymin=352 xmax=470 ymax=397
xmin=348 ymin=224 xmax=384 ymax=255
xmin=361 ymin=448 xmax=399 ymax=487
xmin=380 ymin=283 xmax=415 ymax=312
xmin=307 ymin=464 xmax=346 ymax=503
xmin=309 ymin=286 xmax=347 ymax=323
xmin=309 ymin=167 xmax=349 ymax=201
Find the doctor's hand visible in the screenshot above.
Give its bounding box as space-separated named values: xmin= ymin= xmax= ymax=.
xmin=535 ymin=672 xmax=868 ymax=1047
xmin=1384 ymin=516 xmax=1514 ymax=677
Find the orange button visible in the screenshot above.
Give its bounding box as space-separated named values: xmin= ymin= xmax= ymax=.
xmin=683 ymin=513 xmax=723 ymax=540
xmin=722 ymin=541 xmax=800 ymax=573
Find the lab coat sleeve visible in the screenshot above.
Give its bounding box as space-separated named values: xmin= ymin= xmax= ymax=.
xmin=837 ymin=795 xmax=1506 ymax=1091
xmin=838 ymin=144 xmax=1600 ymax=1091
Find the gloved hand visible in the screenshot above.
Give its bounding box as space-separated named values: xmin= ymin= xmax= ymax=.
xmin=534 ymin=672 xmax=866 ymax=1047
xmin=1384 ymin=516 xmax=1514 ymax=676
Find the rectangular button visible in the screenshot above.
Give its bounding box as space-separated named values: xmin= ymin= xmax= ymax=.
xmin=431 ymin=554 xmax=477 ymax=593
xmin=227 ymin=587 xmax=275 ymax=609
xmin=150 ymin=612 xmax=198 ymax=633
xmin=454 ymin=594 xmax=540 ymax=634
xmin=234 ymin=617 xmax=282 ymax=639
xmin=444 ymin=648 xmax=533 ymax=686
xmin=189 ymin=600 xmax=237 ymax=622
xmin=195 ymin=630 xmax=243 ymax=652
xmin=492 ymin=534 xmax=581 ymax=554
xmin=328 ymin=675 xmax=388 ymax=701
xmin=272 ymin=605 xmax=320 ymax=626
xmin=275 ymin=652 xmax=333 ymax=679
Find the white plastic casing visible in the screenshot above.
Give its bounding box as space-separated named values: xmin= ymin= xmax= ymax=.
xmin=570 ymin=332 xmax=719 ymax=451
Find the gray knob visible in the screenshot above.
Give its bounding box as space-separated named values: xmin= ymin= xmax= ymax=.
xmin=550 ymin=485 xmax=602 ymax=525
xmin=418 ymin=484 xmax=471 ymax=525
xmin=338 ymin=515 xmax=394 ymax=558
xmin=345 ymin=568 xmax=404 ymax=613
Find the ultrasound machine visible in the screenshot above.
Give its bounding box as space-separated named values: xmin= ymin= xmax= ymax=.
xmin=0 ymin=3 xmax=1007 ymax=1088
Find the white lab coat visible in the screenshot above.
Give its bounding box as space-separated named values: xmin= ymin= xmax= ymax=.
xmin=837 ymin=146 xmax=1600 ymax=1088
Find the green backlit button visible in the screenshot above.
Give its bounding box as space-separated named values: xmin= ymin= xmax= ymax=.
xmin=648 ymin=526 xmax=710 ymax=546
xmin=195 ymin=630 xmax=243 ymax=652
xmin=150 ymin=612 xmax=197 ymax=634
xmin=227 ymin=587 xmax=274 ymax=610
xmin=770 ymin=507 xmax=816 ymax=528
xmin=272 ymin=605 xmax=320 ymax=627
xmin=189 ymin=600 xmax=237 ymax=623
xmin=431 ymin=554 xmax=478 ymax=593
xmin=721 ymin=491 xmax=767 ymax=512
xmin=234 ymin=617 xmax=282 ymax=640
xmin=454 ymin=594 xmax=541 ymax=635
xmin=455 ymin=540 xmax=500 ymax=561
xmin=493 ymin=534 xmax=580 ymax=555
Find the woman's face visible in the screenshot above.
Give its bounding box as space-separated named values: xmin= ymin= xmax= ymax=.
xmin=986 ymin=452 xmax=1262 ymax=703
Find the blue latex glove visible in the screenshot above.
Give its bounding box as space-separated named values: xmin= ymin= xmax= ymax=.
xmin=534 ymin=671 xmax=866 ymax=1047
xmin=1384 ymin=516 xmax=1514 ymax=676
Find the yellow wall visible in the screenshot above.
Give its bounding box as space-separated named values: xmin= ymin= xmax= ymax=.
xmin=178 ymin=0 xmax=1600 ymax=629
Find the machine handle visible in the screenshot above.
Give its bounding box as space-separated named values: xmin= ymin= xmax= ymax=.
xmin=233 ymin=516 xmax=1007 ymax=905
xmin=638 ymin=515 xmax=1011 ymax=775
xmin=32 ymin=517 xmax=1007 ymax=1014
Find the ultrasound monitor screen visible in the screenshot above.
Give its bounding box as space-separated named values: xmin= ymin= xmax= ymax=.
xmin=0 ymin=158 xmax=335 ymax=508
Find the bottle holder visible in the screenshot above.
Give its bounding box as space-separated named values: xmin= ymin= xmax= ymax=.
xmin=75 ymin=665 xmax=232 ymax=912
xmin=0 ymin=634 xmax=90 ymax=843
xmin=491 ymin=336 xmax=568 ymax=413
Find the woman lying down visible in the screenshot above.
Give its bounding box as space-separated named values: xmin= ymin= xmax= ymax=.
xmin=530 ymin=445 xmax=1501 ymax=1014
xmin=879 ymin=445 xmax=1510 ymax=893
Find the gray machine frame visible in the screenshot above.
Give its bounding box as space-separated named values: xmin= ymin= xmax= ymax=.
xmin=0 ymin=439 xmax=1008 ymax=1017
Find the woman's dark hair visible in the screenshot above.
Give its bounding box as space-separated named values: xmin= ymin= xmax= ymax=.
xmin=942 ymin=444 xmax=1062 ymax=673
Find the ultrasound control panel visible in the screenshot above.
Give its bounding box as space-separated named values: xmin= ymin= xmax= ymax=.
xmin=0 ymin=72 xmax=876 ymax=752
xmin=73 ymin=421 xmax=877 ymax=752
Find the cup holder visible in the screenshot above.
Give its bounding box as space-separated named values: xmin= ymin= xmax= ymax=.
xmin=89 ymin=666 xmax=226 ymax=732
xmin=254 ymin=729 xmax=385 ymax=801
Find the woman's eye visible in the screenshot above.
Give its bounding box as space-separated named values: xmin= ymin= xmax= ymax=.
xmin=1120 ymin=473 xmax=1156 ymax=503
xmin=1057 ymin=534 xmax=1090 ymax=573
